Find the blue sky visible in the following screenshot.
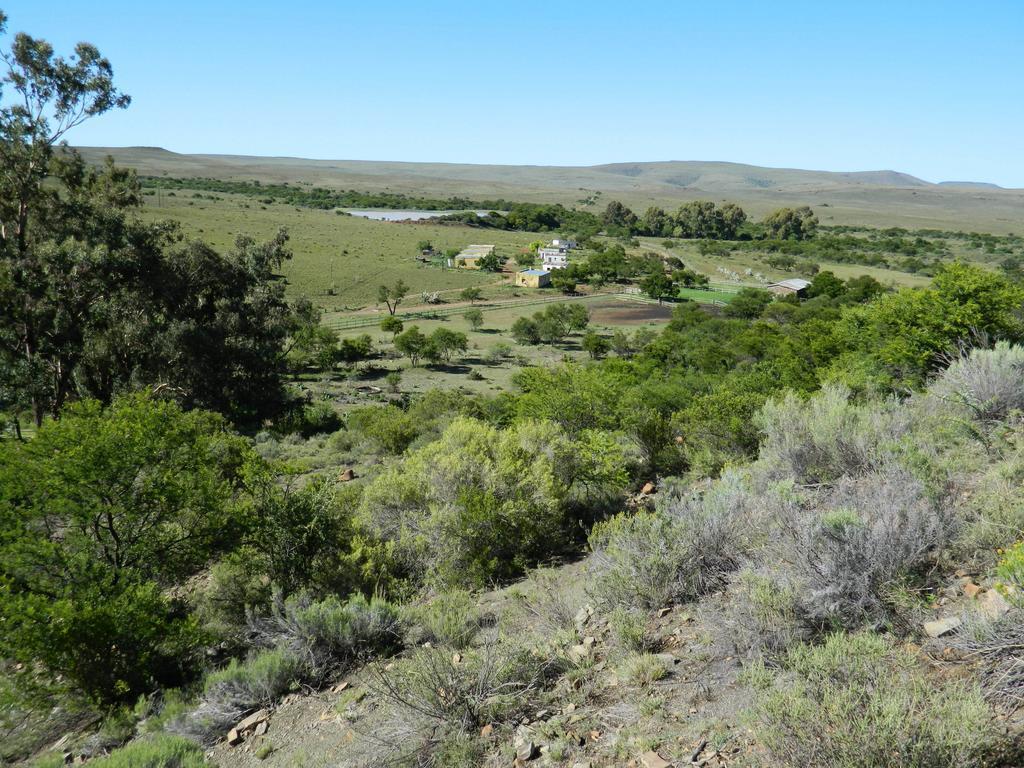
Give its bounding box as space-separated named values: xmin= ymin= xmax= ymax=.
xmin=4 ymin=1 xmax=1024 ymax=185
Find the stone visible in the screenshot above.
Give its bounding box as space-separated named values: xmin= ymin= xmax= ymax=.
xmin=979 ymin=589 xmax=1011 ymax=620
xmin=254 ymin=722 xmax=268 ymax=736
xmin=236 ymin=709 xmax=269 ymax=733
xmin=516 ymin=740 xmax=538 ymax=761
xmin=640 ymin=750 xmax=672 ymax=768
xmin=226 ymin=728 xmax=243 ymax=746
xmin=641 ymin=482 xmax=656 ymax=495
xmin=569 ymin=644 xmax=591 ymax=662
xmin=923 ymin=616 xmax=962 ymax=638
xmin=657 ymin=607 xmax=671 ymax=618
xmin=332 ymin=681 xmax=350 ymax=693
xmin=963 ymin=582 xmax=983 ymax=599
xmin=583 ymin=635 xmax=596 ymax=647
xmin=575 ymin=606 xmax=593 ymax=626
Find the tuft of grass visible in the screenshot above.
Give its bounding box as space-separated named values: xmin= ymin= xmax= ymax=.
xmin=747 ymin=632 xmax=996 ymax=768
xmin=620 ymin=653 xmax=668 ymax=687
xmin=86 ymin=734 xmax=209 ymax=767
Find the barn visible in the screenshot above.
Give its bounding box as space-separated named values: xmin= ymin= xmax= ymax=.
xmin=767 ymin=277 xmax=811 ymax=297
xmin=516 ymin=269 xmax=551 ymax=288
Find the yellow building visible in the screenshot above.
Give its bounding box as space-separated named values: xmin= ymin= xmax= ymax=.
xmin=455 ymin=244 xmax=495 ymax=269
xmin=516 ymin=269 xmax=551 ymax=288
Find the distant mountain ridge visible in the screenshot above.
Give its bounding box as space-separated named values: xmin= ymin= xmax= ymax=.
xmin=73 ymin=146 xmax=1024 ymax=233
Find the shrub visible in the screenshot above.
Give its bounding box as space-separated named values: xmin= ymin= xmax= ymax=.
xmin=730 ymin=569 xmax=806 ymax=657
xmin=747 ymin=632 xmax=994 ymax=768
xmin=360 ymin=418 xmax=626 ymax=588
xmin=609 ymin=607 xmax=652 ymax=654
xmin=87 ymin=734 xmax=209 ymax=767
xmin=369 ymin=642 xmax=554 ymax=765
xmin=512 ymin=568 xmax=579 ymax=637
xmin=347 ymin=405 xmax=419 ymax=454
xmin=203 ymin=647 xmax=302 ymax=713
xmin=755 ymin=385 xmax=910 ymax=484
xmin=948 ymin=608 xmax=1024 ymax=709
xmin=278 ymin=399 xmax=341 ymax=438
xmin=930 ymin=342 xmax=1024 ymax=423
xmin=404 ymin=590 xmax=481 ymax=649
xmin=170 ymin=647 xmax=302 ymax=743
xmin=778 ymin=466 xmax=956 ymax=630
xmin=193 ymin=550 xmax=272 ymax=645
xmin=248 ymin=592 xmax=402 ymax=684
xmin=589 ymin=469 xmax=750 ymax=609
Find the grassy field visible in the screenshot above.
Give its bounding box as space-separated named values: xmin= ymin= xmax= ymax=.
xmin=138 ymin=192 xmax=542 ymax=311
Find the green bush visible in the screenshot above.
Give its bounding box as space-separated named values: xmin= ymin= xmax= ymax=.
xmin=347 ymin=405 xmax=419 ymax=454
xmin=250 ymin=592 xmax=402 ymax=682
xmin=0 ymin=395 xmax=251 ymax=703
xmin=404 ymin=590 xmax=481 ymax=649
xmin=88 ymin=734 xmax=209 ymax=767
xmin=360 ymin=417 xmax=626 ymax=588
xmin=202 ymin=647 xmax=303 ymax=713
xmin=193 ymin=550 xmax=272 ymax=645
xmin=747 ymin=632 xmax=994 ymax=768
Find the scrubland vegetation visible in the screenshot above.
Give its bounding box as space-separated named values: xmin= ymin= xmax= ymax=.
xmin=3 ymin=10 xmax=1024 ymax=768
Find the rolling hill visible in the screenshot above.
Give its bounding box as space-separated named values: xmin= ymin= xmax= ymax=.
xmin=75 ymin=147 xmax=1024 ymax=233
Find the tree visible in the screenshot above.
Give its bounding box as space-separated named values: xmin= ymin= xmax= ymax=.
xmin=0 ymin=13 xmax=130 ymax=425
xmin=673 ymin=268 xmax=709 ymax=288
xmin=582 ymin=331 xmax=611 ymax=359
xmin=762 ymin=206 xmax=818 ymax=240
xmin=0 ymin=10 xmax=130 ymax=263
xmin=807 ymin=270 xmax=847 ymax=299
xmin=459 ymin=286 xmax=482 ymax=304
xmin=719 ymin=203 xmax=748 ymax=239
xmin=551 ymin=272 xmax=577 ymax=294
xmin=378 ymin=279 xmax=409 ymax=315
xmin=394 ymin=325 xmax=429 ymax=366
xmin=640 ymin=269 xmax=676 ymax=304
xmin=477 ymin=252 xmax=503 ymax=272
xmin=602 ymin=201 xmax=637 ymax=232
xmin=0 ymin=395 xmax=253 ymax=702
xmin=427 ymin=327 xmax=468 ymax=363
xmin=464 ymin=308 xmax=484 ymax=330
xmin=674 ymin=200 xmax=723 ymax=239
xmin=380 ymin=314 xmax=404 ymax=338
xmin=0 ymin=14 xmax=297 ymax=428
xmin=724 ymin=287 xmax=774 ymax=319
xmin=639 ymin=206 xmax=671 ymax=237
xmin=511 ymin=316 xmax=541 ymax=345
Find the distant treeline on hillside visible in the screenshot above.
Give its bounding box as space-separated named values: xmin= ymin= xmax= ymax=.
xmin=140 ymin=175 xmax=516 ymax=214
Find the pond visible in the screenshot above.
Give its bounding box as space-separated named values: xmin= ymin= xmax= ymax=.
xmin=343 ymin=209 xmax=494 ymax=222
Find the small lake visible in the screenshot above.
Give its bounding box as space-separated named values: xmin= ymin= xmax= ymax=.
xmin=343 ymin=209 xmax=493 ymax=222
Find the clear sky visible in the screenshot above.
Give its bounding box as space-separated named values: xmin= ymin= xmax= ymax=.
xmin=3 ymin=0 xmax=1023 ymax=186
